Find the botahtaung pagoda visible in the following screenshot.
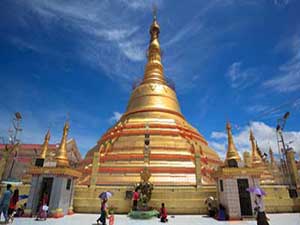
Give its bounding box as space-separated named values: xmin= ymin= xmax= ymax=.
xmin=1 ymin=13 xmax=299 ymax=217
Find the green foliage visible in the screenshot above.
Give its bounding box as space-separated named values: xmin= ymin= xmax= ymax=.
xmin=128 ymin=209 xmax=159 ymax=219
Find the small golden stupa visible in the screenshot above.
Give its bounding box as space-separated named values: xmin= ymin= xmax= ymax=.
xmin=40 ymin=129 xmax=51 ymax=159
xmin=79 ymin=13 xmax=222 ymax=186
xmin=55 ymin=121 xmax=70 ymax=167
xmin=249 ymin=129 xmax=275 ymax=184
xmin=224 ymin=121 xmax=241 ymax=166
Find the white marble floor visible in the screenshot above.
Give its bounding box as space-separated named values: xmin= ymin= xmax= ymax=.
xmin=7 ymin=213 xmax=300 ymax=225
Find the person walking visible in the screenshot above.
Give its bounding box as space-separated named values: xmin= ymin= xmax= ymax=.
xmin=8 ymin=188 xmax=19 ymax=221
xmin=254 ymin=194 xmax=269 ymax=225
xmin=0 ymin=184 xmax=13 ymax=223
xmin=97 ymin=198 xmax=108 ymax=225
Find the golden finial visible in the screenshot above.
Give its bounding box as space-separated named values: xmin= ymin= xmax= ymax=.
xmin=249 ymin=129 xmax=262 ymax=165
xmin=224 ymin=121 xmax=241 ymax=166
xmin=152 ymin=4 xmax=157 ymax=20
xmin=55 ymin=121 xmax=70 ymax=167
xmin=142 ymin=7 xmax=165 ymax=85
xmin=40 ymin=129 xmax=50 ymax=159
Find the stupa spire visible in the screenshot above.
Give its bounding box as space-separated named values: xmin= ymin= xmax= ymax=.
xmin=269 ymin=147 xmax=275 ymax=166
xmin=55 ymin=121 xmax=70 ymax=167
xmin=142 ymin=8 xmax=165 ymax=84
xmin=225 ymin=121 xmax=241 ymax=165
xmin=249 ymin=129 xmax=262 ymax=164
xmin=40 ymin=129 xmax=50 ymax=159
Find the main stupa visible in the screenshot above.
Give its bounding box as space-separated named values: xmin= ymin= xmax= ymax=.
xmin=79 ymin=14 xmax=222 ymax=186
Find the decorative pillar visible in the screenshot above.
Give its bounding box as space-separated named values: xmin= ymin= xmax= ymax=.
xmin=0 ymin=157 xmax=7 ymax=181
xmin=286 ymin=149 xmax=300 ymax=187
xmin=90 ymin=151 xmax=100 ymax=187
xmin=194 ymin=145 xmax=202 ymax=188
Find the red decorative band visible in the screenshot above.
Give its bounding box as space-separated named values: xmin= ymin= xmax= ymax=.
xmin=98 ymin=167 xmax=195 ymax=174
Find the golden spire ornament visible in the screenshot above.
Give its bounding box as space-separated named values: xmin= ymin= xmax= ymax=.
xmin=224 ymin=121 xmax=241 ymax=166
xmin=142 ymin=7 xmax=165 ymax=85
xmin=40 ymin=129 xmax=50 ymax=159
xmin=55 ymin=121 xmax=70 ymax=167
xmin=249 ymin=129 xmax=262 ymax=165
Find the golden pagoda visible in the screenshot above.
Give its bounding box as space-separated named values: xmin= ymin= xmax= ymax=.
xmin=224 ymin=121 xmax=241 ymax=166
xmin=55 ymin=121 xmax=70 ymax=167
xmin=79 ymin=13 xmax=222 ymax=186
xmin=40 ymin=129 xmax=50 ymax=159
xmin=249 ymin=129 xmax=275 ymax=184
xmin=249 ymin=129 xmax=263 ymax=165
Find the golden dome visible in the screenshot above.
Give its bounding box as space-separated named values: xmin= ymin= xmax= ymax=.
xmin=78 ymin=14 xmax=222 ymax=186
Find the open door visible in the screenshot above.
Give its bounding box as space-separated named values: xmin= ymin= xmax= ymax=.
xmin=237 ymin=179 xmax=252 ymax=216
xmin=36 ymin=177 xmax=53 ymax=213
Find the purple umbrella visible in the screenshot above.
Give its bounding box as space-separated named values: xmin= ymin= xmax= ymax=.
xmin=246 ymin=187 xmax=266 ymax=196
xmin=99 ymin=191 xmax=113 ymax=200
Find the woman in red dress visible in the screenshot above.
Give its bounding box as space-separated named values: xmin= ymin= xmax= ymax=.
xmin=8 ymin=189 xmax=19 ymax=218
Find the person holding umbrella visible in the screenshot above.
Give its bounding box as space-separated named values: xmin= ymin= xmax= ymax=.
xmin=247 ymin=187 xmax=269 ymax=225
xmin=97 ymin=191 xmax=112 ymax=225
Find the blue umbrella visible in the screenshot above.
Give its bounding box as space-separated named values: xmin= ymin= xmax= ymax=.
xmin=246 ymin=187 xmax=266 ymax=196
xmin=99 ymin=191 xmax=113 ymax=200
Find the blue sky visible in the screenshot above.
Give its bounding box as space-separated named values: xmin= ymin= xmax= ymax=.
xmin=0 ymin=0 xmax=300 ymax=159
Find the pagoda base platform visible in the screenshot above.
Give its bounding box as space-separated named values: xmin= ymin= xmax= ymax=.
xmin=1 ymin=184 xmax=299 ymax=214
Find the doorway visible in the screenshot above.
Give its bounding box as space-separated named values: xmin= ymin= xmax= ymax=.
xmin=36 ymin=177 xmax=53 ymax=213
xmin=237 ymin=179 xmax=252 ymax=216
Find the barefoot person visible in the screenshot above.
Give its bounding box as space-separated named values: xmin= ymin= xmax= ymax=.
xmin=254 ymin=194 xmax=269 ymax=225
xmin=97 ymin=198 xmax=108 ymax=225
xmin=132 ymin=188 xmax=139 ymax=210
xmin=159 ymin=203 xmax=168 ymax=223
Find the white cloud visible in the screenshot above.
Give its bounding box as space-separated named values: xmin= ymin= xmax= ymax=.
xmin=211 ymin=131 xmax=227 ymax=139
xmin=209 ymin=121 xmax=300 ymax=160
xmin=273 ymin=0 xmax=290 ymax=6
xmin=120 ymin=0 xmax=163 ymax=10
xmin=226 ymin=61 xmax=259 ymax=89
xmin=14 ymin=0 xmax=147 ymax=83
xmin=209 ymin=141 xmax=226 ymax=158
xmin=109 ymin=112 xmax=122 ymax=124
xmin=264 ymin=36 xmax=300 ymax=92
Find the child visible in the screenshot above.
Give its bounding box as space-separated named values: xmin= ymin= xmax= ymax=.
xmin=36 ymin=201 xmax=48 ymax=221
xmin=108 ymin=214 xmax=114 ymax=225
xmin=159 ymin=203 xmax=168 ymax=223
